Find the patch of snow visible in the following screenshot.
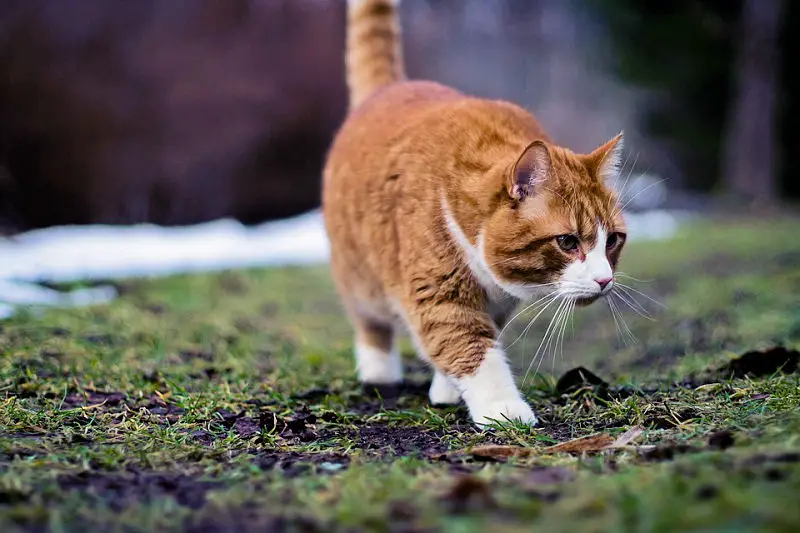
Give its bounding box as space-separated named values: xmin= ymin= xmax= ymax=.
xmin=0 ymin=208 xmax=683 ymax=319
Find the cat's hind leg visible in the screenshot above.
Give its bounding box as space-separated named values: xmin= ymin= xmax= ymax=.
xmin=352 ymin=316 xmax=403 ymax=385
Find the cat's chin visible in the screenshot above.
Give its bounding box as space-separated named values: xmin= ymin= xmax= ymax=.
xmin=573 ymin=295 xmax=601 ymax=307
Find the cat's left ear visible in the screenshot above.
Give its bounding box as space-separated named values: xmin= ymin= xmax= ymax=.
xmin=509 ymin=140 xmax=551 ymax=201
xmin=585 ymin=131 xmax=625 ymax=182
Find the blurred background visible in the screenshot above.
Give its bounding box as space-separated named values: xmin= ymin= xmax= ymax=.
xmin=0 ymin=0 xmax=796 ymax=236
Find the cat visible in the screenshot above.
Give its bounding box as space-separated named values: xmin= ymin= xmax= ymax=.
xmin=322 ymin=0 xmax=627 ymax=427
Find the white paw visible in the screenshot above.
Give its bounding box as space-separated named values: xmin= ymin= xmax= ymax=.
xmin=355 ymin=343 xmax=403 ymax=384
xmin=429 ymin=371 xmax=462 ymax=405
xmin=455 ymin=347 xmax=537 ymax=428
xmin=468 ymin=398 xmax=538 ymax=428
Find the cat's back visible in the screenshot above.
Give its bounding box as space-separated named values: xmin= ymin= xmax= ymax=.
xmin=324 ymin=80 xmax=463 ymax=178
xmin=323 ymin=79 xmax=539 ymax=208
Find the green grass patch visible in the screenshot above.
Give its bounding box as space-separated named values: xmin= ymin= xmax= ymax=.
xmin=1 ymin=215 xmax=799 ymax=532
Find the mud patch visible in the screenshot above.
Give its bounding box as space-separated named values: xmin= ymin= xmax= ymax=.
xmin=183 ymin=512 xmax=322 ymax=533
xmin=252 ymin=451 xmax=350 ymax=478
xmin=640 ymin=442 xmax=697 ymax=462
xmin=351 ymin=424 xmax=459 ymax=457
xmin=351 ymin=379 xmax=437 ymax=415
xmin=60 ymin=390 xmax=127 ymax=411
xmin=707 ymin=430 xmax=735 ymax=450
xmin=211 ymin=407 xmax=318 ymax=441
xmin=718 ymin=346 xmax=799 ymax=378
xmin=58 ymin=470 xmax=220 ymax=511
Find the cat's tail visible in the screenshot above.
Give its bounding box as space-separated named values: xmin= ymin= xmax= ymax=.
xmin=346 ymin=0 xmax=405 ymax=110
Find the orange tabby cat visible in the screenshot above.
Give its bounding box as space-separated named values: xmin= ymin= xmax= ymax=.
xmin=322 ymin=0 xmax=627 ymax=426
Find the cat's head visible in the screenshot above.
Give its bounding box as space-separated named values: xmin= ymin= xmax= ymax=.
xmin=480 ymin=133 xmax=627 ymax=305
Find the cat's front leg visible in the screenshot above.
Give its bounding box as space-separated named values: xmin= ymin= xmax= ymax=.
xmin=409 ymin=303 xmax=537 ymax=428
xmin=456 ymin=346 xmax=537 ymax=427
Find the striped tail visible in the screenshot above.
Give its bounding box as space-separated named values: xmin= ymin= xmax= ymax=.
xmin=345 ymin=0 xmax=405 ymax=110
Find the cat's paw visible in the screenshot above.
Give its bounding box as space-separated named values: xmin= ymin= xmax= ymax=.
xmin=429 ymin=371 xmax=462 ymax=405
xmin=355 ymin=343 xmax=403 ymax=384
xmin=468 ymin=399 xmax=538 ymax=428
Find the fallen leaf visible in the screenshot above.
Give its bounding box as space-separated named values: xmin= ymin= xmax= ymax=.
xmin=468 ymin=426 xmax=648 ymax=459
xmin=544 ymin=433 xmax=615 ymax=454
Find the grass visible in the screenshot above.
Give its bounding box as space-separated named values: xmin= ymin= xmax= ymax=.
xmin=1 ymin=214 xmax=800 ymax=532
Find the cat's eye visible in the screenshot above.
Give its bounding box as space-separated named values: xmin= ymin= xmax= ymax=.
xmin=556 ymin=234 xmax=579 ymax=252
xmin=606 ymin=232 xmax=625 ymax=249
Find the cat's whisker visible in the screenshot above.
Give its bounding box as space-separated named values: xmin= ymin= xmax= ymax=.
xmin=619 ymin=177 xmax=666 ymax=213
xmin=606 ymin=296 xmax=624 ymax=341
xmin=612 ymin=287 xmax=654 ymax=321
xmin=614 ymin=272 xmax=653 ymax=283
xmin=541 ymin=306 xmax=562 ymax=376
xmin=611 ymin=152 xmax=639 ymax=212
xmin=521 ymin=298 xmax=564 ymax=384
xmin=564 ymin=300 xmax=576 ymax=359
xmin=608 ymin=294 xmax=637 ymax=345
xmin=504 ymin=293 xmax=561 ymax=349
xmin=553 ymin=299 xmax=574 ymax=374
xmin=611 ymin=295 xmax=636 ymax=345
xmin=504 ymin=282 xmax=589 ymax=353
xmin=498 ymin=290 xmax=558 ymax=339
xmin=614 ymin=282 xmax=666 ymax=308
xmin=608 ymin=150 xmax=635 ymax=215
xmin=524 ymin=296 xmax=569 ymax=385
xmin=533 ymin=296 xmax=571 ymax=381
xmin=613 ymin=284 xmax=655 ymax=315
xmin=497 ymin=282 xmax=588 ymax=343
xmin=612 ymin=149 xmax=633 ymax=193
xmin=620 ymin=153 xmax=639 ymax=194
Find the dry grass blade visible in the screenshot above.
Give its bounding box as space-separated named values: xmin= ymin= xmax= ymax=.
xmin=609 ymin=425 xmax=645 ymax=448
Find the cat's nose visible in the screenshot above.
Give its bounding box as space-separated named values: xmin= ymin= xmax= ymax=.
xmin=595 ymin=277 xmax=613 ymax=290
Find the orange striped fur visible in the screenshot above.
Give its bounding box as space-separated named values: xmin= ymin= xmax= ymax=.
xmin=346 ymin=0 xmax=405 ymax=110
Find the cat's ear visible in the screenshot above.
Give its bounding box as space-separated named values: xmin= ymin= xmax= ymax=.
xmin=509 ymin=140 xmax=551 ymax=201
xmin=586 ymin=131 xmax=624 ymax=182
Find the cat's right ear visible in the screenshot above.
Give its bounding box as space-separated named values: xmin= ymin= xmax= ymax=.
xmin=509 ymin=140 xmax=551 ymax=201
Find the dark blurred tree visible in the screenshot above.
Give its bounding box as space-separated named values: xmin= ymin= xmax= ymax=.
xmin=778 ymin=0 xmax=800 ymax=200
xmin=587 ymin=0 xmax=796 ymax=201
xmin=722 ymin=0 xmax=784 ymax=203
